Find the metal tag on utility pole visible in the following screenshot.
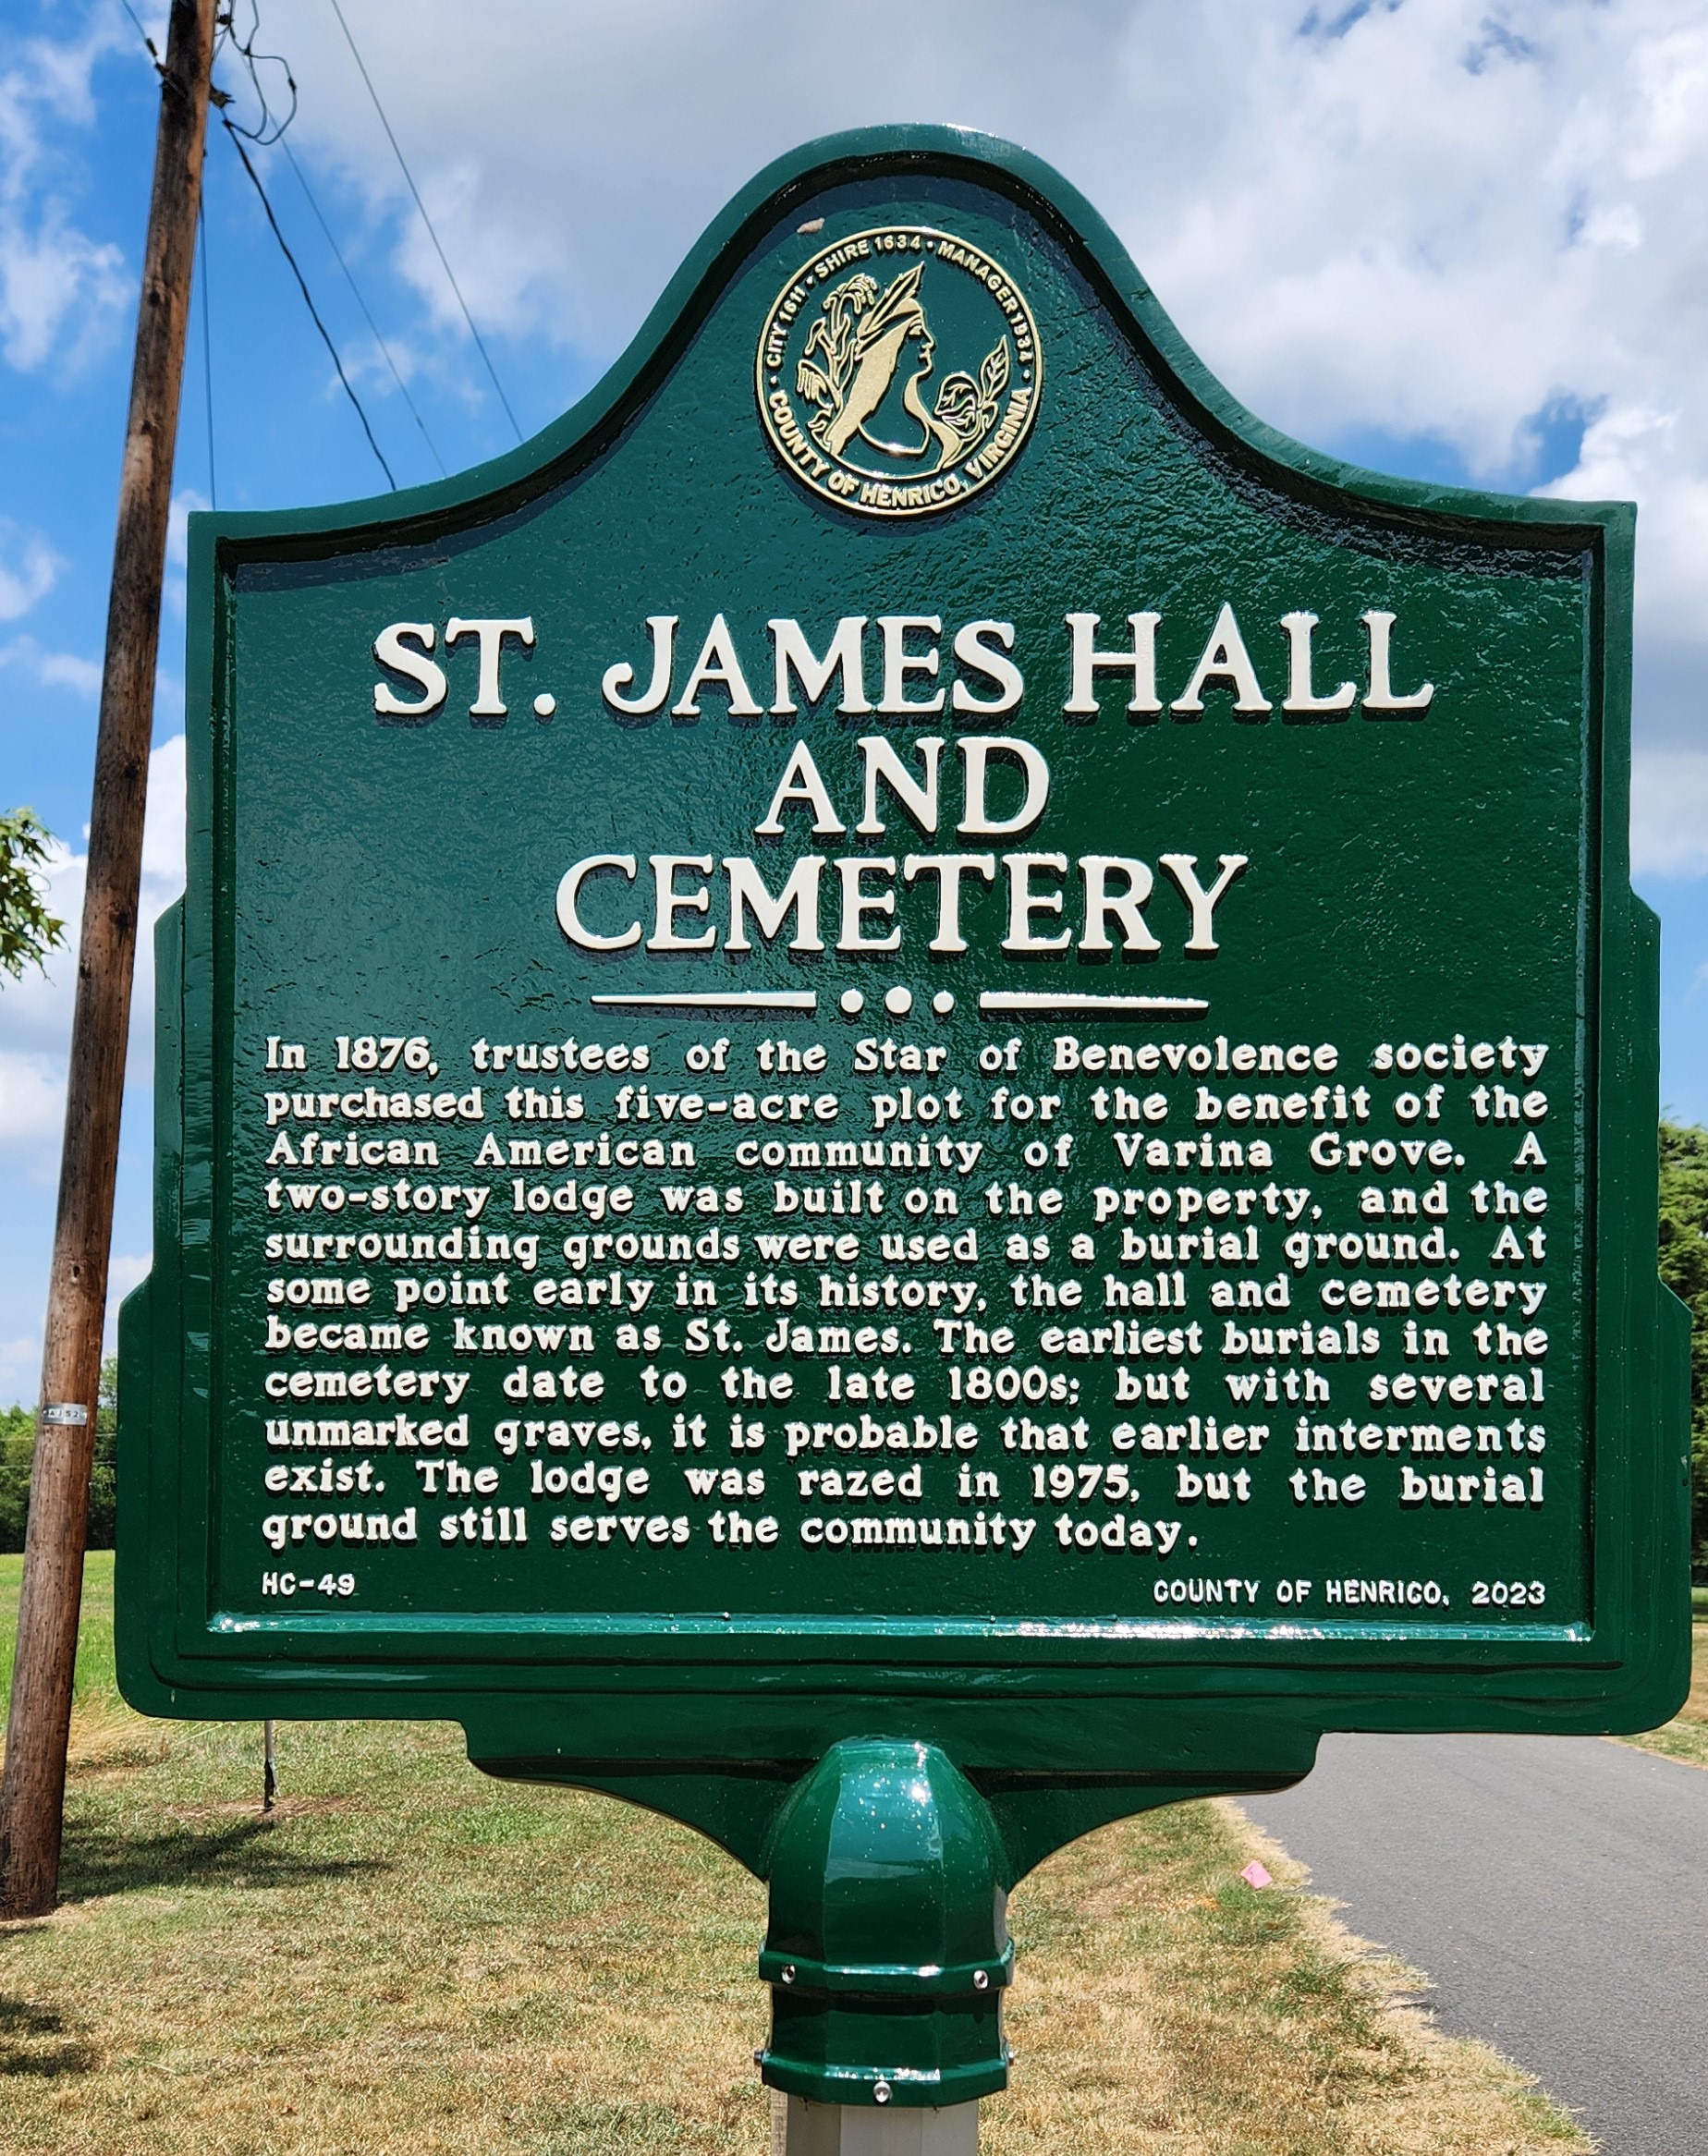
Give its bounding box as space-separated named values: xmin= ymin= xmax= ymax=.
xmin=117 ymin=123 xmax=1688 ymax=2113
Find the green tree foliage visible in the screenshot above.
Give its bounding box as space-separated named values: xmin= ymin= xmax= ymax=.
xmin=0 ymin=1358 xmax=116 ymax=1554
xmin=1658 ymin=1121 xmax=1708 ymax=1569
xmin=0 ymin=1400 xmax=34 ymax=1551
xmin=0 ymin=806 xmax=66 ymax=981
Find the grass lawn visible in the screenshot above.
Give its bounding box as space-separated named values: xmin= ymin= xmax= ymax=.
xmin=0 ymin=1553 xmax=1587 ymax=2155
xmin=1622 ymin=1622 xmax=1708 ymax=1770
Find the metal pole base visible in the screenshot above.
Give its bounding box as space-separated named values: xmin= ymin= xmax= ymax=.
xmin=774 ymin=2092 xmax=979 ymax=2154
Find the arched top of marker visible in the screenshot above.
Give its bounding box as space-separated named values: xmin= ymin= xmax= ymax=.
xmin=189 ymin=122 xmax=1629 ymax=570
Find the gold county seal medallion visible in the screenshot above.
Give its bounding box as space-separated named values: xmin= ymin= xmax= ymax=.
xmin=757 ymin=226 xmax=1043 ymax=518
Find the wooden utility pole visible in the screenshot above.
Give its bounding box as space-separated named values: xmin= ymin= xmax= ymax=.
xmin=0 ymin=0 xmax=217 ymax=1919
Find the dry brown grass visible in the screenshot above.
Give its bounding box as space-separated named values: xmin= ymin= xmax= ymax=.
xmin=981 ymin=1799 xmax=1585 ymax=2156
xmin=2 ymin=1721 xmax=769 ymax=2156
xmin=0 ymin=1556 xmax=1589 ymax=2155
xmin=1622 ymin=1622 xmax=1708 ymax=1770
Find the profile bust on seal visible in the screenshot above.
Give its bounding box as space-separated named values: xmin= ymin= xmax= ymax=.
xmin=757 ymin=225 xmax=1042 ymax=518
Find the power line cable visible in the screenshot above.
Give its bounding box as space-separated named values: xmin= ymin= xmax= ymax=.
xmin=116 ymin=0 xmax=162 ymax=68
xmin=220 ymin=6 xmax=431 ymax=482
xmin=325 ymin=0 xmax=524 ymax=443
xmin=221 ymin=116 xmax=397 ymax=490
xmin=221 ymin=0 xmax=297 ymax=146
xmin=115 ymin=0 xmax=438 ymax=493
xmin=279 ymin=136 xmax=446 ymax=476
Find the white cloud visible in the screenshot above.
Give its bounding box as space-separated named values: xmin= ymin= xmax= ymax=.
xmin=35 ymin=645 xmax=100 ymax=695
xmin=0 ymin=518 xmax=60 ymax=617
xmin=140 ymin=728 xmax=186 ymax=888
xmin=0 ymin=633 xmax=100 ymax=697
xmin=164 ymin=487 xmax=208 ymax=618
xmin=0 ymin=1333 xmax=41 ymax=1402
xmin=0 ymin=1050 xmax=67 ymax=1157
xmin=0 ymin=202 xmax=128 ymax=372
xmin=0 ymin=14 xmax=130 ymax=374
xmin=106 ymin=1252 xmax=152 ymax=1299
xmin=104 ymin=1251 xmax=152 ymax=1350
xmin=267 ymin=0 xmax=1708 ymax=810
xmin=1631 ymin=749 xmax=1708 ymax=879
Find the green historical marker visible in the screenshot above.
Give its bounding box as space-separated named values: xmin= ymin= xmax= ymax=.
xmin=118 ymin=126 xmax=1690 ymax=2134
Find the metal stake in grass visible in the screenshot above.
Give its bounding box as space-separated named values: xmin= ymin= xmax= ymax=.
xmin=263 ymin=1720 xmax=277 ymax=1814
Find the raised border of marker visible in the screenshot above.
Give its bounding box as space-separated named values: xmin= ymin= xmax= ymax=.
xmin=116 ymin=125 xmax=1689 ymax=2116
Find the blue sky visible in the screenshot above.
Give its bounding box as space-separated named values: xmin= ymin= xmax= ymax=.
xmin=1 ymin=0 xmax=1705 ymax=1400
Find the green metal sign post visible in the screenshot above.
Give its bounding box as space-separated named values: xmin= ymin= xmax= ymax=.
xmin=118 ymin=127 xmax=1689 ymax=2143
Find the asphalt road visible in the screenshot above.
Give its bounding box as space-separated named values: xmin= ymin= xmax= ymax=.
xmin=1245 ymin=1734 xmax=1708 ymax=2156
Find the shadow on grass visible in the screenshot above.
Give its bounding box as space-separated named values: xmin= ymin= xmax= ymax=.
xmin=0 ymin=1996 xmax=99 ymax=2077
xmin=60 ymin=1814 xmax=389 ymax=1900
